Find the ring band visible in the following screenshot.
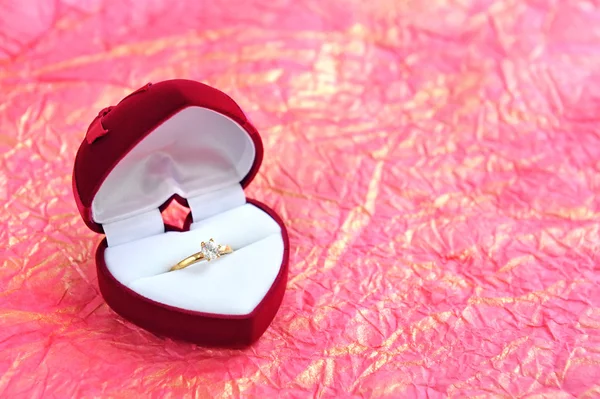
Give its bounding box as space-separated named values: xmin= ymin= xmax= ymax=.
xmin=169 ymin=238 xmax=233 ymax=272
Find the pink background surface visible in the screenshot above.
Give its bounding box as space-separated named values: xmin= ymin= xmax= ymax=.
xmin=2 ymin=0 xmax=600 ymax=397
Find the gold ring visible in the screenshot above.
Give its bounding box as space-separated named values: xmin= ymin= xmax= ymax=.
xmin=169 ymin=238 xmax=233 ymax=272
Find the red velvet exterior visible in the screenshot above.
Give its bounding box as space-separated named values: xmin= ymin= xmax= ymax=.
xmin=73 ymin=80 xmax=287 ymax=346
xmin=96 ymin=199 xmax=289 ymax=347
xmin=72 ymin=79 xmax=264 ymax=233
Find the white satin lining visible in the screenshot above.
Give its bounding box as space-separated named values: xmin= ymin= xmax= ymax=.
xmin=104 ymin=203 xmax=284 ymax=315
xmin=93 ymin=106 xmax=283 ymax=316
xmin=91 ymin=107 xmax=255 ymax=224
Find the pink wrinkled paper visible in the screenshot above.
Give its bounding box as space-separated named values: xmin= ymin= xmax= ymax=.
xmin=1 ymin=0 xmax=600 ymax=397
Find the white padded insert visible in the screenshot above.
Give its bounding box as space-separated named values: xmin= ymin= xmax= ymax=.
xmin=101 ymin=183 xmax=246 ymax=247
xmin=95 ymin=106 xmax=282 ymax=316
xmin=92 ymin=107 xmax=256 ymax=224
xmin=104 ymin=204 xmax=284 ymax=316
xmin=103 ymin=208 xmax=164 ymax=247
xmin=188 ymin=184 xmax=246 ymax=223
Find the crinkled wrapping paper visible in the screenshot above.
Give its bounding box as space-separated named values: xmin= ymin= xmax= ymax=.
xmin=1 ymin=0 xmax=600 ymax=397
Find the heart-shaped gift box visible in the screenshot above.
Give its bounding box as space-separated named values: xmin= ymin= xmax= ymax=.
xmin=72 ymin=80 xmax=289 ymax=346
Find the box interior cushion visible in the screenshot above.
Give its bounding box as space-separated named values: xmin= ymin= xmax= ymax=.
xmin=92 ymin=106 xmax=256 ymax=224
xmin=104 ymin=203 xmax=284 ymax=316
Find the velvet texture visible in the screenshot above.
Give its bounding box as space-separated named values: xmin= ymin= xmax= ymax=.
xmin=97 ymin=200 xmax=289 ymax=347
xmin=72 ymin=79 xmax=264 ymax=233
xmin=72 ymin=81 xmax=286 ymax=346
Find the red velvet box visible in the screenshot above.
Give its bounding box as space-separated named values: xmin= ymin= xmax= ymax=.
xmin=72 ymin=80 xmax=289 ymax=347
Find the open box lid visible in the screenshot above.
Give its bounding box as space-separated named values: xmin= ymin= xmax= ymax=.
xmin=72 ymin=79 xmax=263 ymax=233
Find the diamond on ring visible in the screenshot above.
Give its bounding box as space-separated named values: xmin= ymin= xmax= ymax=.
xmin=170 ymin=238 xmax=234 ymax=272
xmin=201 ymin=239 xmax=220 ymax=261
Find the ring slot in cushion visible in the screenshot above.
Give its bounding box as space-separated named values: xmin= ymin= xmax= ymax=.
xmin=128 ymin=234 xmax=284 ymax=315
xmin=103 ymin=203 xmax=283 ymax=315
